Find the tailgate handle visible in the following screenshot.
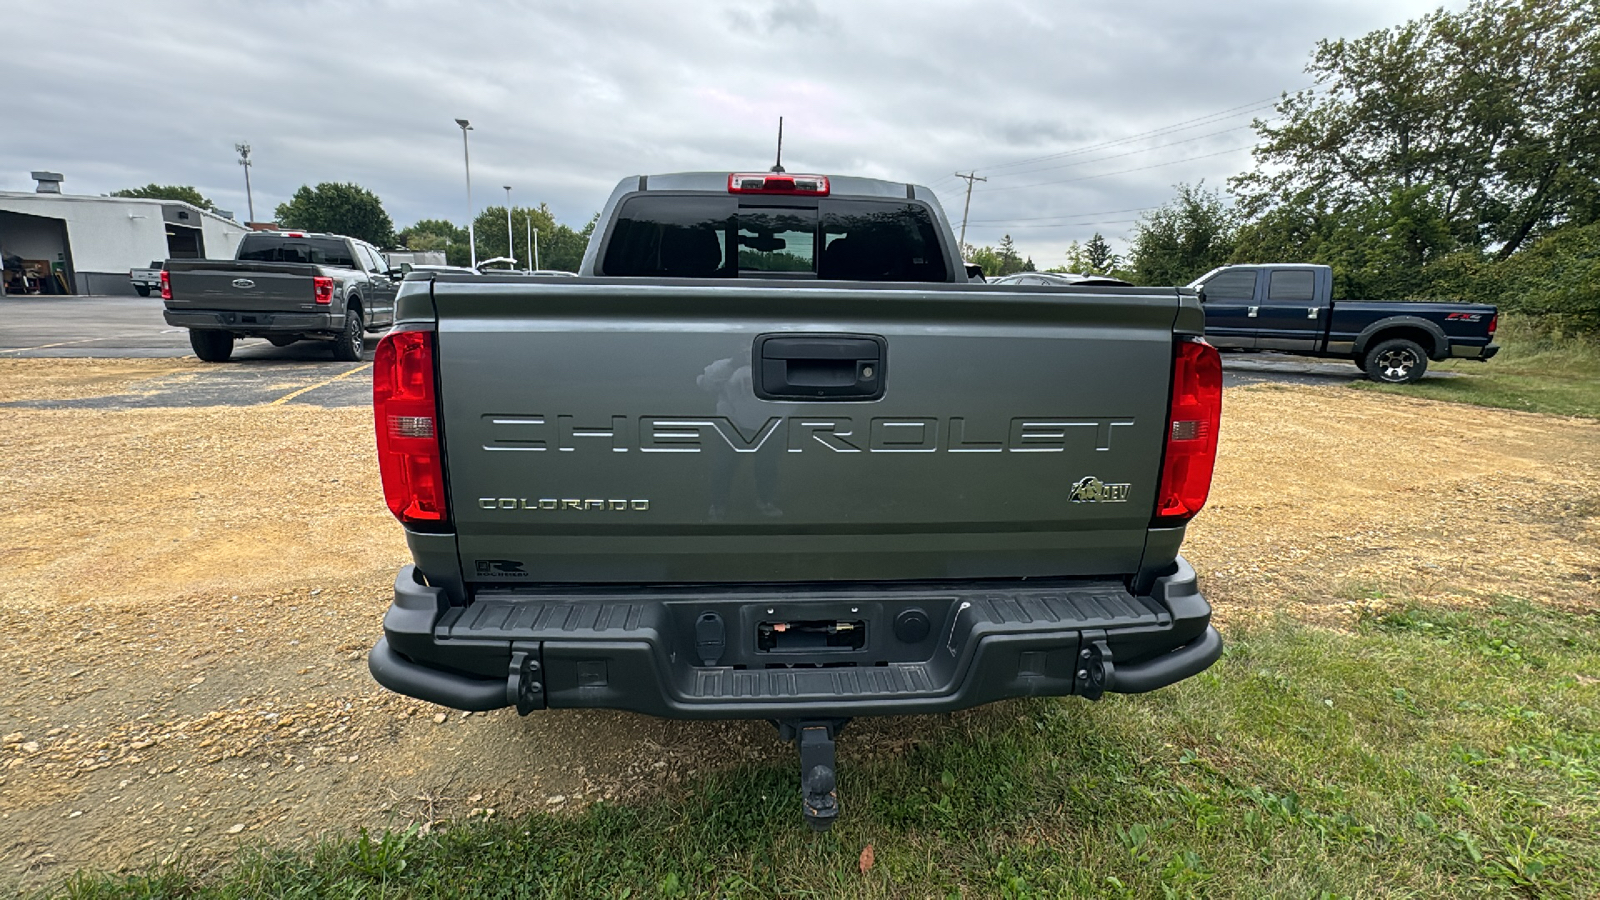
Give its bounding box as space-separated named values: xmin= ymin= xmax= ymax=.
xmin=755 ymin=334 xmax=886 ymax=401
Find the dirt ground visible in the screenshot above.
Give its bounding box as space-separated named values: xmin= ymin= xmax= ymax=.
xmin=1 ymin=359 xmax=1596 ymax=887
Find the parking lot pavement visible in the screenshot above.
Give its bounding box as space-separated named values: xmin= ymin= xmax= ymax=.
xmin=3 ymin=296 xmax=1461 ymax=405
xmin=1 ymin=295 xmax=374 ymax=407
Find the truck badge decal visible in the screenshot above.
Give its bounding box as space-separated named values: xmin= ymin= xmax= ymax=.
xmin=1069 ymin=476 xmax=1130 ymax=503
xmin=479 ymin=497 xmax=651 ymax=512
xmin=475 ymin=559 xmax=529 ymax=576
xmin=231 ymin=278 xmax=256 ymax=289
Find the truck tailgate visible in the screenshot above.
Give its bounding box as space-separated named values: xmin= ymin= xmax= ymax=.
xmin=433 ymin=281 xmax=1180 ymax=584
xmin=164 ymin=260 xmax=320 ymax=312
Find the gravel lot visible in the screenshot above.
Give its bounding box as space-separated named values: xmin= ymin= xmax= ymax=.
xmin=1 ymin=358 xmax=1595 ymax=887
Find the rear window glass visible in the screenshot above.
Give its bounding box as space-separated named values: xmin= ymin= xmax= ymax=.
xmin=600 ymin=195 xmax=948 ymax=282
xmin=238 ymin=236 xmax=358 ymax=268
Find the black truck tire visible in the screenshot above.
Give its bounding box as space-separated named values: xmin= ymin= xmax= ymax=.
xmin=189 ymin=328 xmax=234 ymax=363
xmin=133 ymin=285 xmax=151 ymax=297
xmin=332 ymin=308 xmax=364 ymax=362
xmin=1362 ymin=338 xmax=1429 ymax=384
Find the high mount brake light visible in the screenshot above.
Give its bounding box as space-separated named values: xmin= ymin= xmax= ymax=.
xmin=374 ymin=331 xmax=449 ymax=527
xmin=728 ymin=173 xmax=830 ymax=196
xmin=313 ymin=276 xmax=334 ymax=305
xmin=159 ymin=270 xmax=171 ymax=301
xmin=1153 ymin=336 xmax=1222 ymax=527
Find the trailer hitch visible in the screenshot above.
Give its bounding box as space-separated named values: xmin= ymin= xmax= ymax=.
xmin=774 ymin=718 xmax=850 ymax=831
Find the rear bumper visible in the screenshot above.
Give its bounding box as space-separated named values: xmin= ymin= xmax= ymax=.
xmin=1451 ymin=342 xmax=1500 ymax=360
xmin=163 ymin=308 xmax=341 ymax=333
xmin=369 ymin=559 xmax=1221 ymax=719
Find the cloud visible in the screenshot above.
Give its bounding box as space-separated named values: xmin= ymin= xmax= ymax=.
xmin=0 ymin=0 xmax=1460 ymax=266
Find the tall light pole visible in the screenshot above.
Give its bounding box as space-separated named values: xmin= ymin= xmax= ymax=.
xmin=455 ymin=119 xmax=476 ymax=267
xmin=235 ymin=142 xmax=254 ymax=224
xmin=503 ymin=185 xmax=515 ymax=266
xmin=525 ymin=214 xmax=533 ymax=274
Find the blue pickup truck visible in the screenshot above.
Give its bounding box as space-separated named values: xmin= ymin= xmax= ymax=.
xmin=1190 ymin=263 xmax=1499 ymax=383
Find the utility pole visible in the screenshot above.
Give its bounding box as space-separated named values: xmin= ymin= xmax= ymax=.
xmin=526 ymin=215 xmax=533 ymax=274
xmin=953 ymin=171 xmax=986 ymax=252
xmin=455 ymin=119 xmax=476 ymax=267
xmin=533 ymin=228 xmax=540 ymax=270
xmin=235 ymin=143 xmax=254 ymax=224
xmin=503 ymin=186 xmax=514 ymax=264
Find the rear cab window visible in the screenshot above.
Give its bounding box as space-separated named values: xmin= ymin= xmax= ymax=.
xmin=238 ymin=235 xmax=358 ymax=269
xmin=1266 ymin=269 xmax=1315 ymax=303
xmin=599 ymin=195 xmax=949 ymax=282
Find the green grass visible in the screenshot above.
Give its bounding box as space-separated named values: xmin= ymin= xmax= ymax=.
xmin=45 ymin=598 xmax=1600 ymax=899
xmin=1354 ymin=317 xmax=1600 ymax=417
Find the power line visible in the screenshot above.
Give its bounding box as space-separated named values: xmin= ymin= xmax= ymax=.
xmin=964 ymin=91 xmax=1302 ymax=174
xmin=975 ymin=144 xmax=1259 ymax=194
xmin=981 ymin=124 xmax=1259 ymax=181
xmin=964 ymin=205 xmax=1160 ymax=224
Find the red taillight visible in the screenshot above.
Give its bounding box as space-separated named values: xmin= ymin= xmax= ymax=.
xmin=728 ymin=173 xmax=830 ymax=196
xmin=313 ymin=276 xmax=334 ymax=305
xmin=374 ymin=331 xmax=448 ymax=526
xmin=1154 ymin=337 xmax=1222 ymax=527
xmin=159 ymin=270 xmax=171 ymax=301
xmin=1488 ymin=313 xmax=1498 ymax=336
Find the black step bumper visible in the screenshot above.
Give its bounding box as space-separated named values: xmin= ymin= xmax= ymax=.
xmin=163 ymin=308 xmax=341 ymax=333
xmin=369 ymin=560 xmax=1221 ymax=719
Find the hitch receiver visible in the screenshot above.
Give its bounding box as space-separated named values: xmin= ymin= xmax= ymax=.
xmin=776 ymin=718 xmax=849 ymax=831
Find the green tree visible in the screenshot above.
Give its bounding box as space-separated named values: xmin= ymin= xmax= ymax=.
xmin=398 ymin=219 xmax=467 ymax=250
xmin=1233 ymin=0 xmax=1600 ymax=262
xmin=472 ymin=204 xmax=557 ymax=268
xmin=963 ymin=237 xmax=1033 ymax=277
xmin=1082 ymin=233 xmax=1119 ymax=276
xmin=112 ymin=184 xmax=215 ymax=211
xmin=275 ymin=183 xmax=395 ymax=247
xmin=1127 ymin=183 xmax=1238 ymax=285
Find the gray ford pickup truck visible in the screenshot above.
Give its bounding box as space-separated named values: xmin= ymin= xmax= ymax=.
xmin=162 ymin=231 xmax=400 ymax=362
xmin=366 ymin=171 xmax=1225 ymax=829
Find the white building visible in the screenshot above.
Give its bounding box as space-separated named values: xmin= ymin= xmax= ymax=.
xmin=0 ymin=172 xmax=250 ymax=295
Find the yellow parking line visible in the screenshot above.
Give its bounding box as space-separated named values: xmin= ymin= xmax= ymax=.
xmin=0 ymin=336 xmax=119 ymax=353
xmin=268 ymin=363 xmax=373 ymax=406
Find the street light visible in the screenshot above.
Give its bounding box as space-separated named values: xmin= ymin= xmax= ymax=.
xmin=455 ymin=118 xmax=476 ymax=268
xmin=503 ymin=185 xmax=515 ymax=268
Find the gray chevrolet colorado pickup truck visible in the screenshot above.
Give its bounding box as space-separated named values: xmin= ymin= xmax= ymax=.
xmin=367 ymin=171 xmax=1225 ymax=829
xmin=162 ymin=231 xmax=400 ymax=362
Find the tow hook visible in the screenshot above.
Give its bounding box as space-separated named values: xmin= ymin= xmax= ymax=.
xmin=775 ymin=718 xmax=850 ymax=831
xmin=1076 ymin=630 xmax=1115 ymax=701
xmin=506 ymin=642 xmax=546 ymax=714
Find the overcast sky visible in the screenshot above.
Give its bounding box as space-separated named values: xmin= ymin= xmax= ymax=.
xmin=2 ymin=0 xmax=1458 ymax=266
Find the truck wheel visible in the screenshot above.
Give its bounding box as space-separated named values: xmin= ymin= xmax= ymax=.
xmin=189 ymin=329 xmax=234 ymax=363
xmin=1363 ymin=338 xmax=1428 ymax=384
xmin=332 ymin=309 xmax=364 ymax=362
xmin=267 ymin=336 xmax=299 ymax=348
xmin=133 ymin=285 xmax=151 ymax=297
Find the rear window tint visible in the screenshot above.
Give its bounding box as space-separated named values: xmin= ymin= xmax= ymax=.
xmin=599 ymin=194 xmax=949 ymax=282
xmin=238 ymin=236 xmax=357 ymax=268
xmin=601 ymin=196 xmax=735 ymax=278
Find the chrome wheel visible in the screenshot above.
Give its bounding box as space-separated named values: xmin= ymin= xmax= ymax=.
xmin=1375 ymin=347 xmax=1418 ymax=381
